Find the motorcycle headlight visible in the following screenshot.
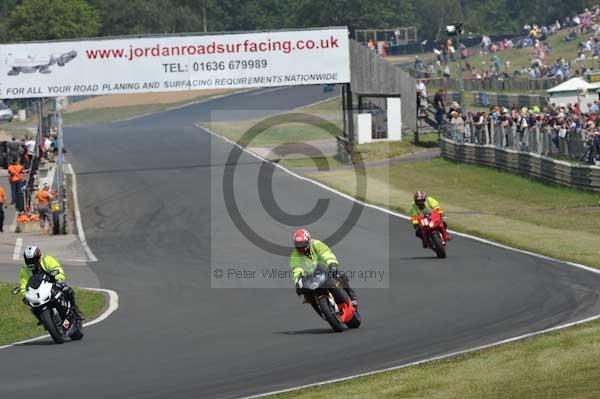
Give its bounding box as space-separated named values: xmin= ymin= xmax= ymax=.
xmin=429 ymin=221 xmax=435 ymax=228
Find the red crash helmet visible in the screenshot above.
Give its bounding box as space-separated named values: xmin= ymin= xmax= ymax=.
xmin=293 ymin=229 xmax=311 ymax=251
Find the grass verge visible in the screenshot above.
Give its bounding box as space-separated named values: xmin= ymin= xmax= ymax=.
xmin=203 ymin=97 xmax=342 ymax=147
xmin=204 ymin=95 xmax=439 ymax=164
xmin=306 ymin=158 xmax=600 ymax=267
xmin=63 ymin=103 xmax=170 ymax=126
xmin=268 ymin=317 xmax=600 ymax=399
xmin=279 ymin=134 xmax=439 ymax=168
xmin=0 ymin=282 xmax=106 ymax=345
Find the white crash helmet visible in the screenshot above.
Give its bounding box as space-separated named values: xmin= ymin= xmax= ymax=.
xmin=24 ymin=245 xmax=42 ymax=270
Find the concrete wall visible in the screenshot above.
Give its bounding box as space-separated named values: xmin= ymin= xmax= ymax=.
xmin=440 ymin=138 xmax=600 ymax=192
xmin=350 ymin=40 xmax=416 ymax=132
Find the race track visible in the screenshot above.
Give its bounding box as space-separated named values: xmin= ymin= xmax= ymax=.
xmin=1 ymin=86 xmax=600 ymax=398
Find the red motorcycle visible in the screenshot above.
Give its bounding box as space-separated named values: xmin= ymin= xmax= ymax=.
xmin=416 ymin=209 xmax=448 ymax=258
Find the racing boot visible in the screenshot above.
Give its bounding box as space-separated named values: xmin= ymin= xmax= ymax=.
xmin=443 ymin=220 xmax=452 ymax=241
xmin=345 ymin=287 xmax=358 ymax=308
xmin=72 ymin=305 xmax=85 ymax=321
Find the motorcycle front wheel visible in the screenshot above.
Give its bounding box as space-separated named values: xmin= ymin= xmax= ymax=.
xmin=318 ymin=295 xmax=345 ymax=333
xmin=41 ymin=308 xmax=66 ymax=344
xmin=346 ymin=309 xmax=362 ymax=329
xmin=431 ymin=232 xmax=447 ymax=258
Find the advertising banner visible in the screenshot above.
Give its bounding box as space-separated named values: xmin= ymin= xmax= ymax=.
xmin=0 ymin=28 xmax=350 ymax=98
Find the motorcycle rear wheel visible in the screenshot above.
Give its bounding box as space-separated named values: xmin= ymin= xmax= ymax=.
xmin=318 ymin=296 xmax=345 ymax=332
xmin=41 ymin=308 xmax=66 ymax=344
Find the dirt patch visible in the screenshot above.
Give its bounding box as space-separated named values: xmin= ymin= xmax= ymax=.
xmin=65 ymin=89 xmax=231 ymax=113
xmin=0 ymin=129 xmax=34 ymax=141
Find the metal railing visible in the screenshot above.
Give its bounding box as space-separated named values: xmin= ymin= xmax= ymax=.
xmin=442 ymin=121 xmax=600 ymax=163
xmin=415 ymin=76 xmax=561 ymax=92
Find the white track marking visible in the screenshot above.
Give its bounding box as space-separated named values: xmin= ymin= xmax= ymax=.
xmin=0 ymin=287 xmax=119 ymax=350
xmin=200 ymin=126 xmax=600 ymax=398
xmin=12 ymin=238 xmax=22 ymax=261
xmin=61 ymin=258 xmax=93 ymax=263
xmin=296 ymin=95 xmax=340 ymax=110
xmin=66 ymin=164 xmax=97 ymax=262
xmin=245 ymin=87 xmax=288 ymax=96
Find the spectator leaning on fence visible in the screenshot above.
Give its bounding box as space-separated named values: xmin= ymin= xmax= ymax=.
xmin=443 ymin=98 xmax=600 ymax=164
xmin=433 ymin=89 xmax=445 ymax=129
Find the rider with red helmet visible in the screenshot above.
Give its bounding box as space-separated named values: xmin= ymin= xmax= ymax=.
xmin=289 ymin=229 xmax=357 ymax=306
xmin=408 ymin=191 xmax=449 ymax=247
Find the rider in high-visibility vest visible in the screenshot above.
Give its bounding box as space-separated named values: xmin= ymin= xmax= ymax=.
xmin=408 ymin=190 xmax=450 ymax=247
xmin=289 ymin=229 xmax=357 ymax=306
xmin=19 ymin=246 xmax=85 ymax=320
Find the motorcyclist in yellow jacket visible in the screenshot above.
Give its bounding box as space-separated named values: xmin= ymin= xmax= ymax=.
xmin=408 ymin=190 xmax=450 ymax=247
xmin=289 ymin=229 xmax=357 ymax=306
xmin=20 ymin=245 xmax=85 ymax=320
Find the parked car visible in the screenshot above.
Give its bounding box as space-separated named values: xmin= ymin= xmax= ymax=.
xmin=0 ymin=101 xmax=14 ymax=122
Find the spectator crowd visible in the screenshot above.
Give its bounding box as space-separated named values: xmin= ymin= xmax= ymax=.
xmin=2 ymin=131 xmax=62 ymax=233
xmin=433 ymin=91 xmax=600 ymax=165
xmin=413 ymin=5 xmax=600 ymax=83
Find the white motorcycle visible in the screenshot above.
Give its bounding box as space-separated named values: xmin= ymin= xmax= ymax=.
xmin=13 ymin=270 xmax=84 ymax=344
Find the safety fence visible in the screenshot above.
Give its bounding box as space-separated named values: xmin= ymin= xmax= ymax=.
xmin=441 ymin=121 xmax=600 ymax=164
xmin=440 ymin=138 xmax=600 ymax=192
xmin=471 ymin=92 xmax=548 ymax=109
xmin=417 ymin=76 xmax=560 ymax=92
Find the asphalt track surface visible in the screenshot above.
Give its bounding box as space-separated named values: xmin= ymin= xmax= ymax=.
xmin=1 ymin=86 xmax=600 ymax=398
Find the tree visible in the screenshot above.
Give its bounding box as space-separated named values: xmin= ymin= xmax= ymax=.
xmin=290 ymin=0 xmax=416 ymax=33
xmin=5 ymin=0 xmax=100 ymax=42
xmin=90 ymin=0 xmax=202 ymax=36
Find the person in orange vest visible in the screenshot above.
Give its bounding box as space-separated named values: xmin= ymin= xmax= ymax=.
xmin=7 ymin=158 xmax=25 ymax=206
xmin=36 ymin=183 xmax=53 ymax=235
xmin=0 ymin=185 xmax=6 ymax=232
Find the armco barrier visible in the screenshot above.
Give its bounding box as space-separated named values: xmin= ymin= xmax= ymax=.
xmin=440 ymin=138 xmax=600 ymax=192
